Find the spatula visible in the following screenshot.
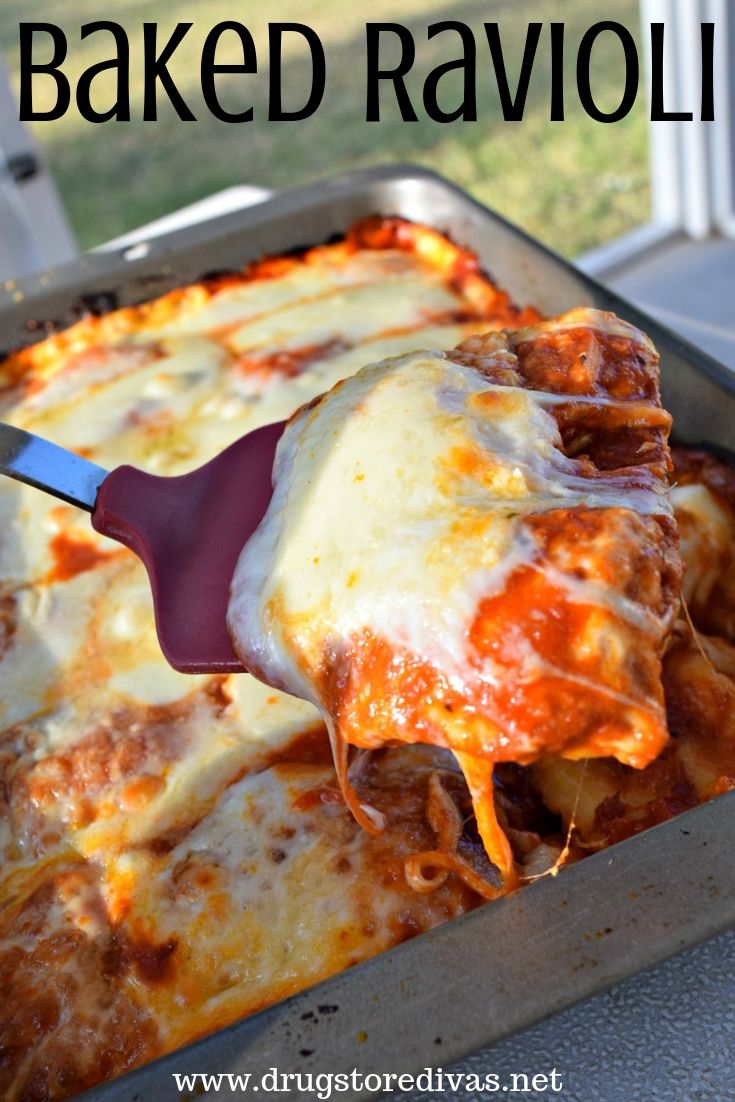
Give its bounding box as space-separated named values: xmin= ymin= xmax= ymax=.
xmin=0 ymin=421 xmax=286 ymax=673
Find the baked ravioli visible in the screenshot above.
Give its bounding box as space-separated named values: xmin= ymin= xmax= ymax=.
xmin=0 ymin=220 xmax=540 ymax=1102
xmin=228 ymin=309 xmax=682 ymax=885
xmin=0 ymin=219 xmax=732 ymax=1102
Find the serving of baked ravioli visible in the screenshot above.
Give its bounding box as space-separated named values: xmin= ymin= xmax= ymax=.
xmin=0 ymin=219 xmax=733 ymax=1102
xmin=228 ymin=308 xmax=682 ymax=888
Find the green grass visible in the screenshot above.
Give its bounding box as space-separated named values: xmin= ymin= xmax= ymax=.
xmin=1 ymin=0 xmax=650 ymax=257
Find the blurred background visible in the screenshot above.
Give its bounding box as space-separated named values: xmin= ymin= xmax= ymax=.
xmin=2 ymin=0 xmax=733 ymax=371
xmin=0 ymin=0 xmax=649 ymax=258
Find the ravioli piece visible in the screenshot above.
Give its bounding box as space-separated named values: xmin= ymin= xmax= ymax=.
xmin=669 ymin=447 xmax=735 ymax=640
xmin=228 ymin=309 xmax=682 ymax=886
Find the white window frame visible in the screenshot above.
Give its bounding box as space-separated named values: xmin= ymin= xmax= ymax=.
xmin=579 ymin=0 xmax=735 ymax=275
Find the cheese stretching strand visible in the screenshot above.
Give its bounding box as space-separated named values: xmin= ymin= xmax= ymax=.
xmin=228 ymin=308 xmax=682 ymax=886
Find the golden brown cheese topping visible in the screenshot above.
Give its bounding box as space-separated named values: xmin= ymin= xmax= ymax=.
xmin=0 ymin=218 xmax=732 ymax=1102
xmin=0 ymin=220 xmax=537 ymax=1102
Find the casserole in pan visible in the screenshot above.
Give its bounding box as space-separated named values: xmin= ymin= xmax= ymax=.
xmin=0 ymin=166 xmax=734 ymax=1102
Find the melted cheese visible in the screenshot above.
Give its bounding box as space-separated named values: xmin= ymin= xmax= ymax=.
xmin=229 ymin=349 xmax=670 ymax=695
xmin=107 ymin=752 xmax=474 ymax=1052
xmin=229 ymin=310 xmax=680 ymax=882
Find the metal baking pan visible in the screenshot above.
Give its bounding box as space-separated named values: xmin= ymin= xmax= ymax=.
xmin=2 ymin=165 xmax=734 ymax=1101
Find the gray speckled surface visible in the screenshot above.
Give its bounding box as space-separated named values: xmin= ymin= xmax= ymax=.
xmin=400 ymin=927 xmax=735 ymax=1101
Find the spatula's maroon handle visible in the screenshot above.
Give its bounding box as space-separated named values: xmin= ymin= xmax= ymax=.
xmin=91 ymin=422 xmax=284 ymax=674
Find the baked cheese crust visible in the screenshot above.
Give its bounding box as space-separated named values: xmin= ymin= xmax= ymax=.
xmin=0 ymin=220 xmax=537 ymax=1101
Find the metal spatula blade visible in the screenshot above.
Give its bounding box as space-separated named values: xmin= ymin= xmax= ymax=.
xmin=0 ymin=421 xmax=285 ymax=673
